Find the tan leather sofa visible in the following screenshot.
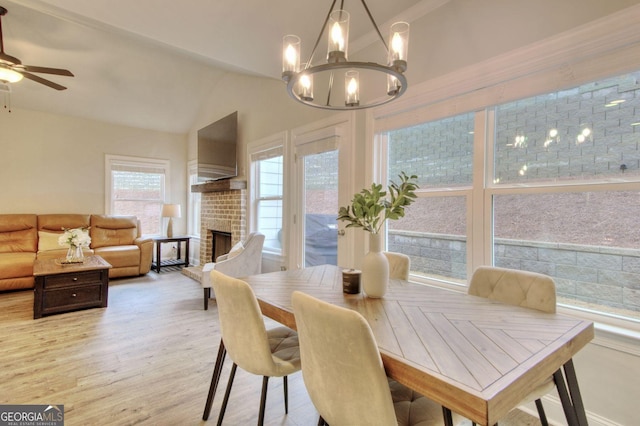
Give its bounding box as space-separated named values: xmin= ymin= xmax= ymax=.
xmin=0 ymin=213 xmax=153 ymax=292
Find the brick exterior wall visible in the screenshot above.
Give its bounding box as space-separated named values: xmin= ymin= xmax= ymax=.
xmin=388 ymin=231 xmax=640 ymax=314
xmin=199 ymin=189 xmax=246 ymax=264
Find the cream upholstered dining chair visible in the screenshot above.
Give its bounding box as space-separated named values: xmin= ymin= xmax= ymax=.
xmin=292 ymin=290 xmax=457 ymax=426
xmin=200 ymin=232 xmax=265 ymax=310
xmin=384 ymin=251 xmax=411 ymax=280
xmin=468 ymin=266 xmax=557 ymax=426
xmin=204 ymin=270 xmax=301 ymax=425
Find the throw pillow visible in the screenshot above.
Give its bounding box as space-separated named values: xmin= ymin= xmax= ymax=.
xmin=227 ymin=241 xmax=244 ymax=259
xmin=38 ymin=231 xmax=63 ymax=252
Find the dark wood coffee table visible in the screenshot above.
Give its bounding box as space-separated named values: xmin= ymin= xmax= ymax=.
xmin=33 ymin=255 xmax=112 ymax=319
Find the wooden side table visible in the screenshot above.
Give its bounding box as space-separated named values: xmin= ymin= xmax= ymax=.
xmin=33 ymin=255 xmax=112 ymax=319
xmin=151 ymin=236 xmax=190 ymax=273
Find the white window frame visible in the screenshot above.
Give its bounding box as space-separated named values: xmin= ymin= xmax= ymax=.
xmin=187 ymin=159 xmax=200 ymax=237
xmin=247 ymin=131 xmax=288 ymax=257
xmin=104 ymin=154 xmax=171 ymax=235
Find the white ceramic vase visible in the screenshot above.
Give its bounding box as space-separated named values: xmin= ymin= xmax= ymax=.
xmin=361 ymin=232 xmax=389 ymax=298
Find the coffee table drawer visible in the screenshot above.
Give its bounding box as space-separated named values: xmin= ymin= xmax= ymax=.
xmin=43 ymin=284 xmax=103 ymax=309
xmin=44 ymin=270 xmax=103 ymax=289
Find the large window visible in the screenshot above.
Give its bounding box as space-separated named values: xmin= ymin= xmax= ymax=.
xmin=105 ymin=155 xmax=170 ymax=236
xmin=385 ymin=113 xmax=474 ymax=282
xmin=249 ymin=142 xmax=285 ymax=253
xmin=376 ymin=70 xmax=640 ymax=321
xmin=490 ymin=72 xmax=640 ymax=318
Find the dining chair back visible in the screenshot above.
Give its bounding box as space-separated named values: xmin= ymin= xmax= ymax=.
xmin=468 ymin=266 xmax=557 ymax=426
xmin=384 ymin=251 xmax=410 ymax=280
xmin=206 ymin=270 xmax=300 ymax=425
xmin=468 ymin=266 xmax=556 ymax=313
xmin=292 ymin=290 xmax=448 ymax=426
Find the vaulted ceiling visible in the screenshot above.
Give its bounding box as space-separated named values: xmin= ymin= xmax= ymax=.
xmin=0 ymin=0 xmax=446 ymax=133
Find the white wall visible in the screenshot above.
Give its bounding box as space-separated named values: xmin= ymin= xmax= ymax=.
xmin=0 ymin=108 xmax=187 ymax=233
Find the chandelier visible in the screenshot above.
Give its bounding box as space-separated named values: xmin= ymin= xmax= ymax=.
xmin=282 ymin=0 xmax=409 ymax=110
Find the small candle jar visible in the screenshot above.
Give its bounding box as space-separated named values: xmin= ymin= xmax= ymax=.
xmin=342 ymin=269 xmax=361 ymax=294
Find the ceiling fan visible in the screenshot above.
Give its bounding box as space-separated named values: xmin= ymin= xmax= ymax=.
xmin=0 ymin=6 xmax=73 ymax=90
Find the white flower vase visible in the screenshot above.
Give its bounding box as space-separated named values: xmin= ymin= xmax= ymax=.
xmin=361 ymin=232 xmax=389 ymax=298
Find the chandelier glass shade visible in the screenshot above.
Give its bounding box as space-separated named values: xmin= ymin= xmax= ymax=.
xmin=282 ymin=0 xmax=409 ymax=110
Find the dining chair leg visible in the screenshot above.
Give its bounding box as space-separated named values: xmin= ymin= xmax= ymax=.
xmin=204 ymin=288 xmax=210 ymax=310
xmin=216 ymin=363 xmax=238 ymax=426
xmin=283 ymin=375 xmax=289 ymax=413
xmin=202 ymin=339 xmax=227 ymax=420
xmin=535 ymin=398 xmax=549 ymax=426
xmin=258 ymin=376 xmax=270 ymax=426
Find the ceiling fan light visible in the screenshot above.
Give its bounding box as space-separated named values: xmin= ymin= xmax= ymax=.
xmin=0 ymin=67 xmax=23 ymax=83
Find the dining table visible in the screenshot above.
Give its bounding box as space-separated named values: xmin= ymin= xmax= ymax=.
xmin=203 ymin=264 xmax=594 ymax=426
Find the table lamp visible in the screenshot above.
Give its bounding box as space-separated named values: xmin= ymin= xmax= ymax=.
xmin=161 ymin=204 xmax=181 ymax=238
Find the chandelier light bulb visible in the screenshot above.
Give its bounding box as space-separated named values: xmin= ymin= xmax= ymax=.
xmin=391 ymin=33 xmax=403 ymax=58
xmin=331 ymin=23 xmax=344 ymax=51
xmin=549 ymin=128 xmax=558 ymax=137
xmin=298 ymin=73 xmax=313 ymax=102
xmin=345 ymin=70 xmax=359 ymax=107
xmin=285 ymin=45 xmax=297 ymax=67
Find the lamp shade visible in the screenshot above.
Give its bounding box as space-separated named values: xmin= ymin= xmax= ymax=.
xmin=161 ymin=204 xmax=181 ymax=218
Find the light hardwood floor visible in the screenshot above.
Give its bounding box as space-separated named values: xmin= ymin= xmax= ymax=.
xmin=0 ymin=269 xmax=541 ymax=425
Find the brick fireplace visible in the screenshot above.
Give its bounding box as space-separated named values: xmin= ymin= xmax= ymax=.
xmin=192 ymin=179 xmax=247 ymax=265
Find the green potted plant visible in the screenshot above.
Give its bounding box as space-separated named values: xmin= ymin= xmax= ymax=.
xmin=337 ymin=172 xmax=419 ymax=297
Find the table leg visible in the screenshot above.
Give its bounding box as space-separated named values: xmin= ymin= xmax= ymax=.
xmin=553 ymin=359 xmax=588 ymax=426
xmin=155 ymin=241 xmax=162 ymax=273
xmin=564 ymin=359 xmax=588 ymax=426
xmin=185 ymin=238 xmax=190 ymax=267
xmin=202 ymin=339 xmax=226 ymax=420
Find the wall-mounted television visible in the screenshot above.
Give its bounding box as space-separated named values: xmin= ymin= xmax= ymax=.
xmin=197 ymin=111 xmax=238 ymax=181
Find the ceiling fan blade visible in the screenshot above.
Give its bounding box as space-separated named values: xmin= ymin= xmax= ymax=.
xmin=21 ymin=65 xmax=73 ymax=77
xmin=19 ymin=71 xmax=67 ymax=90
xmin=0 ymin=51 xmax=21 ymax=65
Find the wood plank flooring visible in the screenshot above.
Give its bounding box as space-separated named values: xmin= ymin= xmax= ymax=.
xmin=0 ymin=270 xmax=541 ymax=425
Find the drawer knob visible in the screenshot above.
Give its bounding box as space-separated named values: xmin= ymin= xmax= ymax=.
xmin=72 ymin=277 xmax=78 ymax=281
xmin=71 ymin=293 xmax=77 ymax=297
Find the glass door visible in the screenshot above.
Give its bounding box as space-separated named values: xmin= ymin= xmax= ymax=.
xmin=291 ymin=118 xmax=352 ymax=269
xmin=302 ymin=149 xmax=339 ymax=266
